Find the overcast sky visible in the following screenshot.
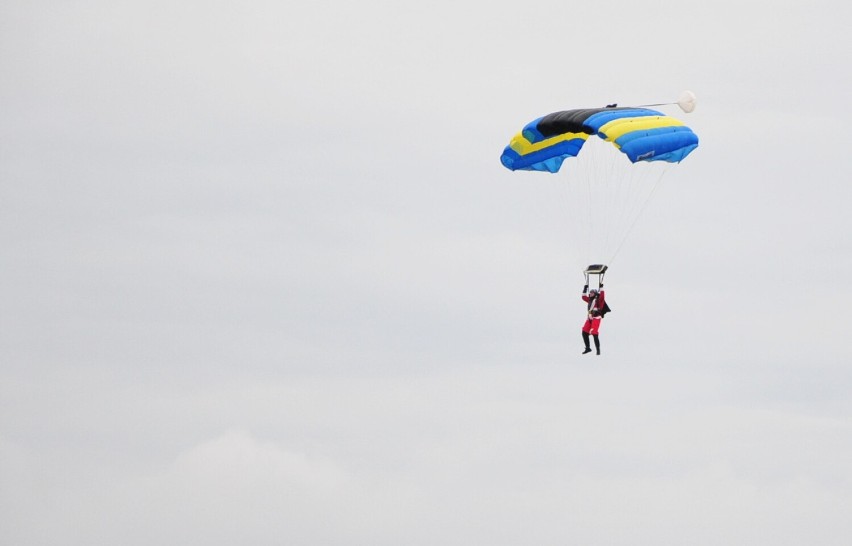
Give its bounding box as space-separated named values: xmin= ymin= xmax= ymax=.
xmin=2 ymin=1 xmax=852 ymax=544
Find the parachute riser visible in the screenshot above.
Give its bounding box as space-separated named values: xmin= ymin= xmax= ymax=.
xmin=583 ymin=264 xmax=608 ymax=292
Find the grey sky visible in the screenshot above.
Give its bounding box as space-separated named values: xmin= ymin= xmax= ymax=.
xmin=2 ymin=1 xmax=852 ymax=544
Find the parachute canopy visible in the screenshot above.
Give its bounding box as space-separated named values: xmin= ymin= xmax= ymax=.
xmin=500 ymin=106 xmax=699 ymax=173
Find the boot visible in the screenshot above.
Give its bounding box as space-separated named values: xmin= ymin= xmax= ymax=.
xmin=582 ymin=332 xmax=591 ymax=354
xmin=593 ymin=334 xmax=600 ymax=355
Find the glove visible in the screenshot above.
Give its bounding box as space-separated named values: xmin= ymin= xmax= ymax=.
xmin=583 ymin=284 xmax=588 ymax=293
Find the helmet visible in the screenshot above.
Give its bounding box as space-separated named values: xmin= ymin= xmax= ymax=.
xmin=589 ymin=289 xmax=599 ymax=296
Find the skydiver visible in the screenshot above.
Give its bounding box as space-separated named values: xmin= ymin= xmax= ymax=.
xmin=581 ymin=285 xmax=607 ymax=355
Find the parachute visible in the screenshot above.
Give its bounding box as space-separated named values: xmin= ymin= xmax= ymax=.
xmin=500 ymin=106 xmax=698 ymax=173
xmin=500 ymin=100 xmax=699 ymax=271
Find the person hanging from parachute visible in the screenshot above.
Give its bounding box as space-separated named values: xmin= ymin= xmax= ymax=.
xmin=581 ymin=265 xmax=611 ymax=355
xmin=498 ymin=92 xmax=698 ymax=354
xmin=581 ymin=287 xmax=604 ymax=355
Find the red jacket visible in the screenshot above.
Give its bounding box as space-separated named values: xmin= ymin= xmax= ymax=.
xmin=582 ymin=290 xmax=606 ymax=317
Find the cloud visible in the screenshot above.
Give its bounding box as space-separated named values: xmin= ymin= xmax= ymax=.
xmin=172 ymin=429 xmax=347 ymax=491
